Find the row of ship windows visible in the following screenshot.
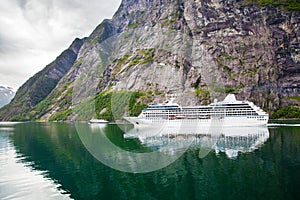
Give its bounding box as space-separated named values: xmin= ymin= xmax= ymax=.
xmin=145 ymin=112 xmax=258 ymax=115
xmin=145 ymin=114 xmax=259 ymax=118
xmin=183 ymin=106 xmax=252 ymax=110
xmin=149 ymin=108 xmax=253 ymax=111
xmin=147 ymin=109 xmax=256 ymax=113
xmin=247 ymin=116 xmax=267 ymax=120
xmin=148 ymin=108 xmax=253 ymax=113
xmin=144 ymin=116 xmax=267 ymax=121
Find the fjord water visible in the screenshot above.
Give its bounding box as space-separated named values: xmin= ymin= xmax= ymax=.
xmin=0 ymin=122 xmax=299 ymax=200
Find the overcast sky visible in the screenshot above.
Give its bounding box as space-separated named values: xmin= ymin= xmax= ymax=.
xmin=0 ymin=0 xmax=121 ymax=90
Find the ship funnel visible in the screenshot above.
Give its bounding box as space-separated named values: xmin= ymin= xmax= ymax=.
xmin=223 ymin=94 xmax=237 ymax=103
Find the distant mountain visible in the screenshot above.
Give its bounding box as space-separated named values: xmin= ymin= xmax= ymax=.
xmin=1 ymin=0 xmax=299 ymax=121
xmin=0 ymin=86 xmax=15 ymax=108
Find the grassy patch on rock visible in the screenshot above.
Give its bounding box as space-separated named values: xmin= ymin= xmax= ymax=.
xmin=247 ymin=0 xmax=300 ymax=11
xmin=271 ymin=105 xmax=300 ymax=119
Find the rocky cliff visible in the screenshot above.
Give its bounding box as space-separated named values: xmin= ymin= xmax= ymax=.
xmin=1 ymin=0 xmax=299 ymax=121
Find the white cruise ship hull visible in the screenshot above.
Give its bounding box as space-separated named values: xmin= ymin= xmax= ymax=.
xmin=124 ymin=116 xmax=268 ymax=128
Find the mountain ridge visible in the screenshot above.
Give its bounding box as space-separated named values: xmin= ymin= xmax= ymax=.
xmin=0 ymin=38 xmax=85 ymax=121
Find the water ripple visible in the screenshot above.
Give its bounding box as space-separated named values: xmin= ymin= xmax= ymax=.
xmin=0 ymin=136 xmax=72 ymax=200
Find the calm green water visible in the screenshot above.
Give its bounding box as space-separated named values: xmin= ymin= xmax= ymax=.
xmin=0 ymin=122 xmax=299 ymax=200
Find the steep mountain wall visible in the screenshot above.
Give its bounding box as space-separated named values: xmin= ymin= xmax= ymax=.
xmin=1 ymin=0 xmax=299 ymax=121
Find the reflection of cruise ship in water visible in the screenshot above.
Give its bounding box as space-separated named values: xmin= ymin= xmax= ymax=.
xmin=124 ymin=126 xmax=270 ymax=159
xmin=124 ymin=94 xmax=269 ymax=127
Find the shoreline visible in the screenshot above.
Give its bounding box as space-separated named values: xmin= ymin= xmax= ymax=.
xmin=269 ymin=119 xmax=300 ymax=121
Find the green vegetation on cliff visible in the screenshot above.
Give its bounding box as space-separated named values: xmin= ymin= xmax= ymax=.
xmin=46 ymin=90 xmax=148 ymax=122
xmin=112 ymin=49 xmax=155 ymax=77
xmin=271 ymin=106 xmax=300 ymax=119
xmin=94 ymin=91 xmax=147 ymax=121
xmin=247 ymin=0 xmax=300 ymax=11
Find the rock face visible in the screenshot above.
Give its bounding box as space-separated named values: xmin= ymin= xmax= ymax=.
xmin=0 ymin=86 xmax=15 ymax=108
xmin=1 ymin=0 xmax=299 ymax=121
xmin=0 ymin=38 xmax=84 ymax=121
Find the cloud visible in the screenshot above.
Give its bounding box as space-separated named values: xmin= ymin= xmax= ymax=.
xmin=0 ymin=0 xmax=121 ymax=90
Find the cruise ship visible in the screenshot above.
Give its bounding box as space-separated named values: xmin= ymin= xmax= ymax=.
xmin=124 ymin=94 xmax=269 ymax=127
